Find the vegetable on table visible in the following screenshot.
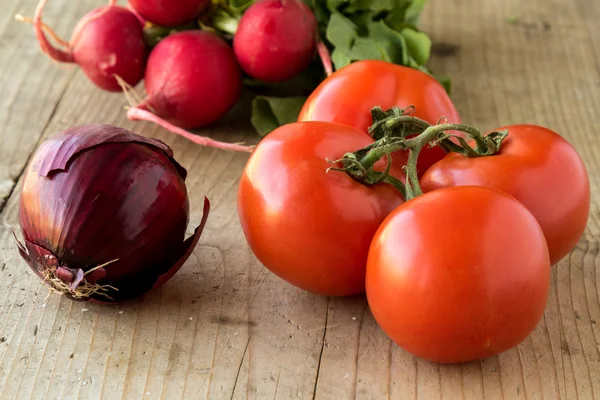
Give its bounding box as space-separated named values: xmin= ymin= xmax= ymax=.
xmin=15 ymin=124 xmax=209 ymax=303
xmin=421 ymin=124 xmax=590 ymax=265
xmin=30 ymin=0 xmax=147 ymax=92
xmin=233 ymin=0 xmax=319 ymax=82
xmin=366 ymin=185 xmax=551 ymax=363
xmin=123 ymin=30 xmax=255 ymax=152
xmin=237 ymin=121 xmax=404 ymax=296
xmin=131 ymin=30 xmax=242 ymax=129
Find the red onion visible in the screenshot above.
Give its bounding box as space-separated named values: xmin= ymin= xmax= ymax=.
xmin=15 ymin=124 xmax=209 ymax=303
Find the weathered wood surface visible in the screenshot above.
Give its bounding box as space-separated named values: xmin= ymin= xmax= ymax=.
xmin=0 ymin=0 xmax=599 ymax=398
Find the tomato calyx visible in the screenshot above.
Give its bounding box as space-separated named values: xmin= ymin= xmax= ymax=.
xmin=332 ymin=106 xmax=510 ymax=200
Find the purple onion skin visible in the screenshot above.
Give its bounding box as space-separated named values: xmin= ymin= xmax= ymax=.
xmin=15 ymin=124 xmax=209 ymax=303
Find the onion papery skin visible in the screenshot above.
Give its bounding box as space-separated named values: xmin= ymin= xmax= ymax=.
xmin=15 ymin=124 xmax=209 ymax=303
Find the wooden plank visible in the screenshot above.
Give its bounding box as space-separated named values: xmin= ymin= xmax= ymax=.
xmin=0 ymin=0 xmax=599 ymax=398
xmin=577 ymin=0 xmax=600 ymax=76
xmin=0 ymin=0 xmax=95 ymax=397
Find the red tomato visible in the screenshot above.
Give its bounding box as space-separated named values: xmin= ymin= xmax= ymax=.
xmin=421 ymin=125 xmax=590 ymax=265
xmin=298 ymin=60 xmax=461 ymax=175
xmin=366 ymin=186 xmax=551 ymax=363
xmin=238 ymin=122 xmax=404 ymax=296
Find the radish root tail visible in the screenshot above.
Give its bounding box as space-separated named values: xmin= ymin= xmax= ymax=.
xmin=34 ymin=0 xmax=74 ymax=62
xmin=127 ymin=108 xmax=255 ymax=153
xmin=15 ymin=14 xmax=70 ymax=48
xmin=114 ymin=74 xmax=145 ymax=106
xmin=317 ymin=40 xmax=333 ymax=77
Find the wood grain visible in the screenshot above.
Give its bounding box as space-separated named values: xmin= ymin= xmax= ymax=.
xmin=0 ymin=0 xmax=599 ymax=399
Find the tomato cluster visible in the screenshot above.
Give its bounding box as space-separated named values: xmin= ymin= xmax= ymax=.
xmin=237 ymin=60 xmax=590 ymax=363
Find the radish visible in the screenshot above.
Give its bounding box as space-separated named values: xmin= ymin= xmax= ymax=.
xmin=233 ymin=0 xmax=318 ymax=82
xmin=129 ymin=30 xmax=242 ymax=130
xmin=33 ymin=0 xmax=147 ymax=92
xmin=128 ymin=0 xmax=210 ymax=27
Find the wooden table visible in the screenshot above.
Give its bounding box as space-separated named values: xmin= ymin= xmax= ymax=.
xmin=1 ymin=0 xmax=599 ymax=398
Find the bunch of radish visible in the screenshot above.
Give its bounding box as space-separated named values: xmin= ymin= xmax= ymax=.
xmin=24 ymin=0 xmax=437 ymax=152
xmin=26 ymin=0 xmax=321 ymax=151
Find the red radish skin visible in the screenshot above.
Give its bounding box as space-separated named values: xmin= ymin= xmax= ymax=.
xmin=233 ymin=0 xmax=318 ymax=82
xmin=134 ymin=30 xmax=242 ymax=129
xmin=33 ymin=0 xmax=147 ymax=92
xmin=128 ymin=0 xmax=209 ymax=27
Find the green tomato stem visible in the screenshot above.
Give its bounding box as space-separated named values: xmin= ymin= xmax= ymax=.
xmin=337 ymin=108 xmax=510 ymax=201
xmin=405 ymin=145 xmax=422 ymax=197
xmin=382 ymin=174 xmax=406 ymax=200
xmin=360 ymin=122 xmax=477 ymax=198
xmin=368 ymin=107 xmax=432 ymax=140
